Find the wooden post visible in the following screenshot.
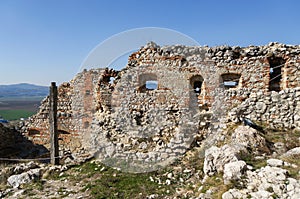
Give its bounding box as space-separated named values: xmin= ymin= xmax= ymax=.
xmin=49 ymin=82 xmax=59 ymax=165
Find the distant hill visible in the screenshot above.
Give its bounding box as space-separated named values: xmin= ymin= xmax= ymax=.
xmin=0 ymin=83 xmax=48 ymax=99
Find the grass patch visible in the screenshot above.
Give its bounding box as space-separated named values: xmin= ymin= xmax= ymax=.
xmin=82 ymin=162 xmax=172 ymax=198
xmin=20 ymin=180 xmax=45 ymax=197
xmin=264 ymin=129 xmax=300 ymax=151
xmin=200 ymin=174 xmax=232 ymax=199
xmin=282 ymin=154 xmax=300 ymax=179
xmin=240 ymin=153 xmax=267 ymax=170
xmin=48 ymin=161 xmax=174 ymax=198
xmin=86 ymin=172 xmax=167 ymax=198
xmin=0 ymin=110 xmax=35 ymax=120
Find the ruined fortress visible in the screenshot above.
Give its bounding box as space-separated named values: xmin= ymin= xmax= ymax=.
xmin=20 ymin=42 xmax=300 ymax=170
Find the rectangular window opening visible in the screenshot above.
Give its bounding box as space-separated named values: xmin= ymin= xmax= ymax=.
xmin=221 ymin=73 xmax=241 ymax=90
xmin=145 ymin=80 xmax=158 ymax=90
xmin=268 ymin=57 xmax=285 ymax=92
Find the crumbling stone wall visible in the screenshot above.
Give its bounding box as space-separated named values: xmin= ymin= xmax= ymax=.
xmin=22 ymin=68 xmax=118 ymax=155
xmin=161 ymin=42 xmax=300 ymax=107
xmin=89 ymin=43 xmax=201 ymax=171
xmin=23 ymin=83 xmax=74 ymax=150
xmin=229 ymin=88 xmax=300 ymax=129
xmin=22 ymin=42 xmax=300 ymax=160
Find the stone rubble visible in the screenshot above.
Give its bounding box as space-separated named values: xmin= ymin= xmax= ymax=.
xmin=199 ymin=125 xmax=300 ymax=199
xmin=203 ymin=145 xmax=242 ymax=176
xmin=203 ymin=125 xmax=267 ymax=176
xmin=222 ymin=165 xmax=300 ymax=199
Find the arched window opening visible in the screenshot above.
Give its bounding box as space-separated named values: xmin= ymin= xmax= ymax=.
xmin=221 ymin=73 xmax=241 ymax=89
xmin=190 ymin=75 xmax=204 ymax=95
xmin=138 ymin=74 xmax=158 ymax=92
xmin=268 ymin=57 xmax=286 ymax=92
xmin=102 ymin=75 xmax=116 ymax=85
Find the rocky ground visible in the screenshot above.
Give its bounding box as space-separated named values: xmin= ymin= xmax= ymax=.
xmin=1 ymin=123 xmax=300 ymax=198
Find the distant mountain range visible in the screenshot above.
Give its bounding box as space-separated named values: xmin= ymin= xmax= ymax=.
xmin=0 ymin=83 xmax=48 ymax=99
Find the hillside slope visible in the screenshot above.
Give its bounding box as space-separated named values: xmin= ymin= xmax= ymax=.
xmin=0 ymin=83 xmax=48 ymax=99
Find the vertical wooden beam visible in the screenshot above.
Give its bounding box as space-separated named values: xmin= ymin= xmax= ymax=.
xmin=49 ymin=82 xmax=59 ymax=165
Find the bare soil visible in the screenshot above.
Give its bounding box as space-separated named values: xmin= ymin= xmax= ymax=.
xmin=0 ymin=100 xmax=42 ymax=112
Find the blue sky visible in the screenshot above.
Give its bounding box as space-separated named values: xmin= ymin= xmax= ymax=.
xmin=0 ymin=0 xmax=299 ymax=86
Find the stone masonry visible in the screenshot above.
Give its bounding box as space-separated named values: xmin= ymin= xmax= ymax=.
xmin=21 ymin=42 xmax=300 ymax=165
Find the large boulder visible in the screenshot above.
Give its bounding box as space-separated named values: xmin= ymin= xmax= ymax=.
xmin=231 ymin=125 xmax=267 ymax=153
xmin=7 ymin=168 xmax=41 ymax=188
xmin=222 ymin=188 xmax=248 ymax=199
xmin=266 ymin=158 xmax=284 ymax=167
xmin=223 ymin=160 xmax=247 ymax=185
xmin=281 ymin=147 xmax=300 ymax=158
xmin=204 ymin=125 xmax=264 ymax=176
xmin=203 ymin=145 xmax=243 ymax=176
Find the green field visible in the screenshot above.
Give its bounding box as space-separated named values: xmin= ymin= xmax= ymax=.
xmin=0 ymin=110 xmax=36 ymax=121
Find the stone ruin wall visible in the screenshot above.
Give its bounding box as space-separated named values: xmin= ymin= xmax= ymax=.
xmin=22 ymin=68 xmax=115 ymax=155
xmin=22 ymin=42 xmax=300 ymax=157
xmin=229 ymin=88 xmax=300 ymax=129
